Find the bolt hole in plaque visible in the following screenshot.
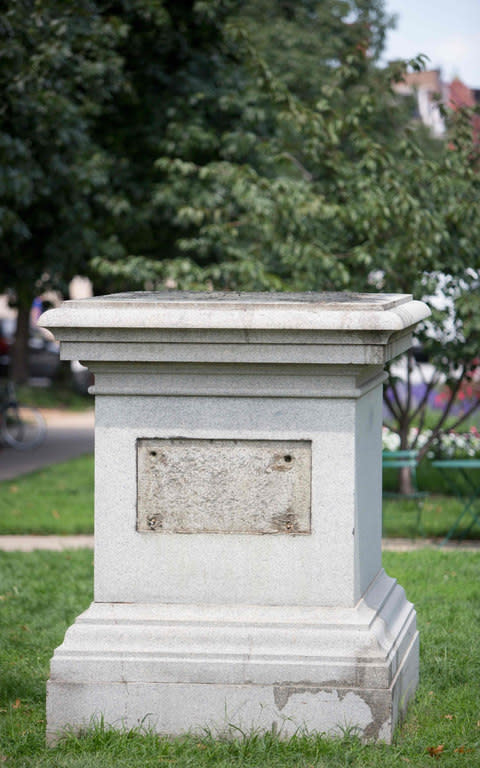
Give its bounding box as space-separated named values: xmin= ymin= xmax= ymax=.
xmin=136 ymin=438 xmax=311 ymax=534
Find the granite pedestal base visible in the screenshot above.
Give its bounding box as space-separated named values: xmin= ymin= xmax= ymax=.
xmin=47 ymin=569 xmax=418 ymax=743
xmin=41 ymin=292 xmax=429 ymax=744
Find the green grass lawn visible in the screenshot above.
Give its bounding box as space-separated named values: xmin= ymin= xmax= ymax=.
xmin=16 ymin=384 xmax=93 ymax=412
xmin=1 ymin=455 xmax=479 ymax=540
xmin=0 ymin=456 xmax=94 ymax=535
xmin=0 ymin=549 xmax=479 ymax=766
xmin=382 ymin=495 xmax=480 ymax=539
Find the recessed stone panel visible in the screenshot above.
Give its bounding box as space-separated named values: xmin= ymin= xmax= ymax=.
xmin=137 ymin=438 xmax=311 ymax=534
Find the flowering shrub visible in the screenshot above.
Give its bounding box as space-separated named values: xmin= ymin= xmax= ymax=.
xmin=433 ymin=359 xmax=480 ymax=414
xmin=382 ymin=425 xmax=480 ymax=459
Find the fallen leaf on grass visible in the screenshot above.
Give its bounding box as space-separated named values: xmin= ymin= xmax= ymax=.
xmin=454 ymin=746 xmax=473 ymax=753
xmin=9 ymin=485 xmax=18 ymax=494
xmin=444 ymin=714 xmax=454 ymax=720
xmin=51 ymin=509 xmax=60 ymax=519
xmin=0 ymin=755 xmax=8 ymax=762
xmin=427 ymin=744 xmax=444 ymax=758
xmin=12 ymin=699 xmax=21 ymax=710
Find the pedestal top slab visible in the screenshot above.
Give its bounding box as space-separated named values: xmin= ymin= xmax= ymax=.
xmin=40 ymin=291 xmax=429 ymax=332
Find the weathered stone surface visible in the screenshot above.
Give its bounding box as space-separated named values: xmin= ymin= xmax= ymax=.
xmin=137 ymin=438 xmax=311 ymax=534
xmin=46 ymin=569 xmax=419 ymax=743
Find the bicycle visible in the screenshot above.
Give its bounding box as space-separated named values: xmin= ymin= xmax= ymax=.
xmin=0 ymin=381 xmax=47 ymax=450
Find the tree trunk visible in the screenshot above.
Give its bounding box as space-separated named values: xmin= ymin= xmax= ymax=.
xmin=11 ymin=302 xmax=31 ymax=384
xmin=398 ymin=420 xmax=414 ymax=495
xmin=398 ymin=464 xmax=414 ymax=496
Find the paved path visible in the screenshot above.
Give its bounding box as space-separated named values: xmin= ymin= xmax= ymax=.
xmin=382 ymin=537 xmax=480 ymax=551
xmin=0 ymin=535 xmax=95 ymax=551
xmin=1 ymin=535 xmax=479 ymax=552
xmin=0 ymin=408 xmax=94 ymax=481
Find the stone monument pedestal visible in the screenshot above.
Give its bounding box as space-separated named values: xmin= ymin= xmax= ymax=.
xmin=40 ymin=292 xmax=429 ymax=743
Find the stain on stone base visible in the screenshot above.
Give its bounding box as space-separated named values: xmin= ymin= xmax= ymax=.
xmin=273 ymin=684 xmax=394 ymax=741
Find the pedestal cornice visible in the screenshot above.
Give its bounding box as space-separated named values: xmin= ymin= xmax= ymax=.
xmin=40 ymin=291 xmax=429 ymax=332
xmin=40 ymin=291 xmax=430 ymax=369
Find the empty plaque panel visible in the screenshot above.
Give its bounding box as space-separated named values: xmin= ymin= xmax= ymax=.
xmin=137 ymin=438 xmax=311 ymax=534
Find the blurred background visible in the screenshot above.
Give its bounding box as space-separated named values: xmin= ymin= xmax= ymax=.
xmin=0 ymin=0 xmax=478 ymax=523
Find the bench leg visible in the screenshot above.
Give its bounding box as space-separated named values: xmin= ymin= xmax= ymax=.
xmin=416 ymin=499 xmax=425 ymax=538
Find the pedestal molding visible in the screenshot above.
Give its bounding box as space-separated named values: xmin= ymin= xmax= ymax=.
xmin=49 ymin=570 xmax=417 ymax=690
xmin=87 ymin=363 xmax=387 ymax=399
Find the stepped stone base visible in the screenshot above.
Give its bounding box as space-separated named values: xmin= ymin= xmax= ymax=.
xmin=47 ymin=569 xmax=418 ymax=744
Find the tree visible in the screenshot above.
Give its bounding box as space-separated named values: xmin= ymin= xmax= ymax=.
xmin=2 ymin=0 xmax=478 ymax=476
xmin=0 ymin=0 xmax=126 ymax=380
xmin=102 ymin=0 xmax=478 ymax=493
xmin=381 ymin=101 xmax=480 ymax=487
xmin=120 ymin=2 xmax=428 ymax=292
xmin=0 ymin=0 xmax=241 ymax=379
xmin=88 ymin=0 xmax=243 ymax=289
xmin=0 ymin=0 xmax=400 ymax=369
xmin=91 ymin=0 xmax=401 ymax=290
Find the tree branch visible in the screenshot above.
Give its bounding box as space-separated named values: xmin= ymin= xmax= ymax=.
xmin=446 ymin=398 xmax=480 ymax=433
xmin=409 ymin=367 xmax=440 ymax=423
xmin=416 ymin=367 xmax=467 ymax=458
xmin=383 ymin=389 xmax=401 ymax=421
xmin=279 ymin=152 xmax=314 ymax=182
xmin=386 ymin=372 xmax=406 ymax=421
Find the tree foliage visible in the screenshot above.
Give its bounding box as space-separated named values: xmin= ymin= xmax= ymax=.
xmin=0 ymin=0 xmax=240 ymax=376
xmin=93 ymin=0 xmax=404 ymax=290
xmin=1 ymin=0 xmax=479 ymax=474
xmin=380 ymin=102 xmax=480 ymax=475
xmin=0 ymin=0 xmax=125 ymax=378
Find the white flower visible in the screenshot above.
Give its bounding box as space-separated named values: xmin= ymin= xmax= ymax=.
xmin=382 ymin=425 xmax=480 ymax=458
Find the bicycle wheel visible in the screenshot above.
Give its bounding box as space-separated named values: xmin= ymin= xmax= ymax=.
xmin=1 ymin=405 xmax=47 ymax=449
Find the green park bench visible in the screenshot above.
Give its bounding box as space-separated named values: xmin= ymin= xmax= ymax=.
xmin=382 ymin=449 xmax=428 ymax=534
